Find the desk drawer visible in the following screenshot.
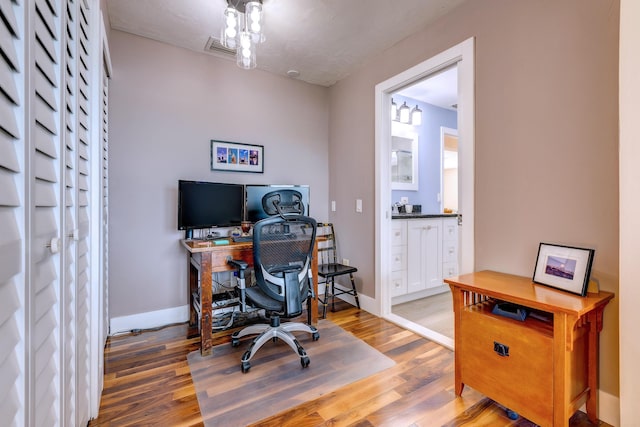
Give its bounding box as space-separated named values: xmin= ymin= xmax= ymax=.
xmin=459 ymin=305 xmax=553 ymax=426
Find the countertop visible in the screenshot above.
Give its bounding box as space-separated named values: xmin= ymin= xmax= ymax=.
xmin=391 ymin=213 xmax=459 ymax=219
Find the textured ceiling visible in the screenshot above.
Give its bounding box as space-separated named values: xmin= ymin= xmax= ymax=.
xmin=106 ymin=0 xmax=466 ymax=89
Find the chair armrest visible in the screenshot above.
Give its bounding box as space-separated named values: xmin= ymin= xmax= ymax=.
xmin=227 ymin=259 xmax=249 ymax=271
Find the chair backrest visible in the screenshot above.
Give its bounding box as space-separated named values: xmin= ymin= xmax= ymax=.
xmin=261 ymin=189 xmax=304 ymax=217
xmin=316 ymin=223 xmax=338 ymax=266
xmin=253 ymin=214 xmax=317 ymax=317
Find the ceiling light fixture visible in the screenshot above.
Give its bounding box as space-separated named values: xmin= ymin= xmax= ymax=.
xmin=221 ymin=0 xmax=265 ymax=70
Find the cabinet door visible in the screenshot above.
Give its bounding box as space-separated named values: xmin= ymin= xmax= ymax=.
xmin=407 ymin=219 xmax=442 ymax=293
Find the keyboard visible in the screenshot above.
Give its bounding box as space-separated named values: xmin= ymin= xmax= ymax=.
xmin=232 ymin=235 xmax=252 ymax=243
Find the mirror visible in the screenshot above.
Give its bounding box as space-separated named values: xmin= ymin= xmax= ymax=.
xmin=391 ymin=122 xmax=418 ymax=190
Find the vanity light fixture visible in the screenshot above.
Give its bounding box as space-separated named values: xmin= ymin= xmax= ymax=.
xmin=221 ymin=0 xmax=265 ymax=70
xmin=391 ymin=98 xmax=423 ymax=126
xmin=411 ymin=105 xmax=422 ymax=126
xmin=398 ymin=101 xmax=411 ymax=124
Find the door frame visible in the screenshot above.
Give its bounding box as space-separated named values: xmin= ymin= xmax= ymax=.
xmin=440 ymin=126 xmax=459 ymax=213
xmin=374 ymin=37 xmax=475 ymax=349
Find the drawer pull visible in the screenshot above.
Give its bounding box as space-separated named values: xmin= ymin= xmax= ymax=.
xmin=493 ymin=341 xmax=509 ymax=357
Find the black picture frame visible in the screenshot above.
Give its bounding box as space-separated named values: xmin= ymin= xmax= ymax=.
xmin=532 ymin=242 xmax=595 ymax=296
xmin=210 ymin=140 xmax=264 ymax=173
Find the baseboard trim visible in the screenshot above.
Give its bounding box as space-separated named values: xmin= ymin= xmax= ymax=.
xmin=110 ymin=305 xmax=189 ymax=335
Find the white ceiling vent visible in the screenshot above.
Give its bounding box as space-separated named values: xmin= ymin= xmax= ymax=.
xmin=204 ymin=37 xmax=236 ymax=60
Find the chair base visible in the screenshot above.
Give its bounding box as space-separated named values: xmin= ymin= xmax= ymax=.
xmin=231 ymin=317 xmax=319 ymax=373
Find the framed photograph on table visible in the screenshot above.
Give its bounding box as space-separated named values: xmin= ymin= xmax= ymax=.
xmin=210 ymin=140 xmax=264 ymax=173
xmin=532 ymin=242 xmax=595 ymax=296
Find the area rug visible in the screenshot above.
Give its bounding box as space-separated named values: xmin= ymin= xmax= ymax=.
xmin=187 ymin=319 xmax=395 ymax=426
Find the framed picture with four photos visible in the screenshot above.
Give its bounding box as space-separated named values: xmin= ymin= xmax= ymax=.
xmin=211 ymin=140 xmax=264 ymax=173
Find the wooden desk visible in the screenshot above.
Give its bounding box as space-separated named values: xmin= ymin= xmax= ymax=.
xmin=445 ymin=270 xmax=613 ymax=427
xmin=181 ymin=239 xmax=319 ymax=356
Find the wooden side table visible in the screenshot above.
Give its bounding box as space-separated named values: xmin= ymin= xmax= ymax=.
xmin=446 ymin=270 xmax=613 ymax=426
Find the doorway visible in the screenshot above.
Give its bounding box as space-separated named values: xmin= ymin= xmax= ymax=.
xmin=374 ymin=38 xmax=475 ymax=350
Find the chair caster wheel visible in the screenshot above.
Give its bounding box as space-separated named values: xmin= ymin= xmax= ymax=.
xmin=301 ymin=356 xmax=310 ymax=368
xmin=241 ymin=361 xmax=251 ymax=373
xmin=312 ymin=332 xmax=320 ymax=341
xmin=231 ymin=338 xmax=240 ymax=347
xmin=506 ymin=409 xmax=519 ymax=420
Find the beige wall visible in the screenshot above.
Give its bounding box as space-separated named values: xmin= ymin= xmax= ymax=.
xmin=108 ymin=31 xmax=329 ymax=320
xmin=619 ymin=0 xmax=640 ymax=423
xmin=329 ymin=0 xmax=620 ymax=398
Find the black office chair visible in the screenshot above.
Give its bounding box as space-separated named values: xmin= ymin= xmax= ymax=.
xmin=228 ymin=214 xmax=319 ymax=373
xmin=317 ymin=223 xmax=360 ymax=318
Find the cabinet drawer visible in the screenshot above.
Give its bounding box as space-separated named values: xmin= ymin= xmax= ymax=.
xmin=390 ymin=271 xmax=407 ymax=297
xmin=459 ymin=306 xmax=553 ymax=426
xmin=443 ymin=219 xmax=458 ymax=241
xmin=391 ymin=246 xmax=406 ymax=272
xmin=391 ymin=221 xmax=406 ymax=246
xmin=442 ymin=262 xmax=458 ymax=279
xmin=442 ymin=242 xmax=458 ymax=263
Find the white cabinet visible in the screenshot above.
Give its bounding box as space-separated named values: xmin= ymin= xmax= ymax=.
xmin=391 ymin=217 xmax=459 ymax=300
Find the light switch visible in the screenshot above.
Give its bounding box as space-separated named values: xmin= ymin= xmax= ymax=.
xmin=356 ymin=199 xmax=363 ymax=213
xmin=331 ymin=200 xmax=336 ymax=212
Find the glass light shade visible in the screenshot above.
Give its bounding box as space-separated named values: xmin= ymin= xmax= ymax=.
xmin=237 ymin=31 xmax=256 ymax=69
xmin=399 ymin=102 xmax=410 ymax=123
xmin=222 ymin=7 xmax=239 ymax=49
xmin=391 ymin=98 xmax=398 ymax=121
xmin=245 ymin=1 xmax=264 ymax=43
xmin=411 ymin=105 xmax=422 ymax=126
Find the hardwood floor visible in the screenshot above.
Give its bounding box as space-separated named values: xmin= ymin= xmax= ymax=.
xmin=89 ymin=301 xmax=610 ymax=426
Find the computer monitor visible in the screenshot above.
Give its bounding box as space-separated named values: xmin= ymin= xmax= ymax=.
xmin=245 ymin=184 xmax=310 ymax=222
xmin=177 ymin=180 xmax=244 ymax=231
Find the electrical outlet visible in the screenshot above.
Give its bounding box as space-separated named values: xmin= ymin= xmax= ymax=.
xmin=400 ymin=196 xmax=409 ymax=204
xmin=342 ymin=258 xmax=350 ymax=266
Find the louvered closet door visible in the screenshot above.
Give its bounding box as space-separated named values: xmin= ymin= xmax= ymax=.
xmin=32 ymin=0 xmax=63 ymax=425
xmin=101 ymin=61 xmax=110 ymax=361
xmin=75 ymin=1 xmax=92 ymax=423
xmin=0 ymin=0 xmax=25 ymax=425
xmin=62 ymin=0 xmax=78 ymax=424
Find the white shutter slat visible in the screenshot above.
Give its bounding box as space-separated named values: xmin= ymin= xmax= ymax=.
xmin=34 ymin=97 xmax=58 ymax=136
xmin=0 ymin=355 xmax=20 ymax=422
xmin=34 ymin=123 xmax=57 ymax=158
xmin=0 ymin=98 xmax=20 ymax=139
xmin=0 ymin=279 xmax=20 ymax=349
xmin=34 ymin=150 xmax=57 ymax=183
xmin=0 ymin=0 xmax=19 ymax=37
xmin=0 ymin=129 xmax=20 ymax=172
xmin=0 ymin=210 xmax=21 ymax=283
xmin=0 ymin=9 xmax=19 ymax=74
xmin=0 ymin=170 xmax=20 ymax=206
